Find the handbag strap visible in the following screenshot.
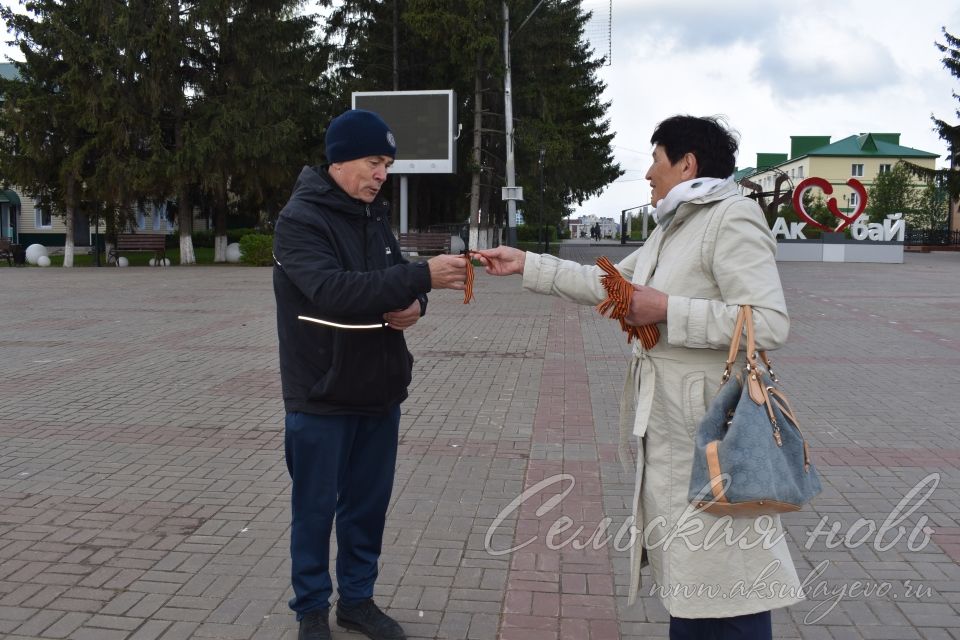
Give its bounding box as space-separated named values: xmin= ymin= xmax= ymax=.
xmin=722 ymin=305 xmax=775 ymax=383
xmin=735 ymin=305 xmax=786 ymax=443
xmin=722 ymin=304 xmax=779 ymax=382
xmin=745 ymin=309 xmax=779 ymax=381
xmin=722 ymin=306 xmax=751 ymax=382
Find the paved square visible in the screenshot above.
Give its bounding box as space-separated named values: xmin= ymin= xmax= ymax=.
xmin=1 ymin=246 xmax=958 ymax=638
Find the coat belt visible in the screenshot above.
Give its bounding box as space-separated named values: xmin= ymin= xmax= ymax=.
xmin=620 ymin=348 xmax=654 ymax=605
xmin=619 ymin=347 xmax=656 ymax=469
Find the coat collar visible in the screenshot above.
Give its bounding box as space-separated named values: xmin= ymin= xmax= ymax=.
xmin=671 ymin=179 xmax=738 ymax=226
xmin=289 ymin=165 xmax=391 ymax=219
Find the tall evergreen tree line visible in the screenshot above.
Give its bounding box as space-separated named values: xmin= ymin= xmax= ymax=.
xmin=0 ymin=0 xmax=619 ymax=264
xmin=907 ymin=27 xmax=960 ymax=232
xmin=0 ymin=0 xmax=329 ymax=264
xmin=328 ymin=0 xmax=620 ymax=234
xmin=932 ymin=28 xmax=960 ymax=231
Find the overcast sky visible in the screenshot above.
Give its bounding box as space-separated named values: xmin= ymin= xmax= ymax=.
xmin=2 ymin=1 xmax=958 ymax=222
xmin=576 ymin=0 xmax=960 ymax=219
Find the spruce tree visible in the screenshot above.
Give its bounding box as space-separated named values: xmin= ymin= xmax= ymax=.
xmin=510 ymin=0 xmax=621 ymax=227
xmin=325 ymin=0 xmax=620 ymax=239
xmin=909 ymin=28 xmax=960 ymax=232
xmin=405 ymin=0 xmax=501 ymax=245
xmin=0 ymin=1 xmax=106 ymax=266
xmin=326 ymin=0 xmax=471 ymax=232
xmin=186 ymin=0 xmax=329 ymax=261
xmin=933 ymin=28 xmax=960 ymax=231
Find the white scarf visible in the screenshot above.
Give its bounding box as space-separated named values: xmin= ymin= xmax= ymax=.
xmin=652 ymin=176 xmax=733 ymax=228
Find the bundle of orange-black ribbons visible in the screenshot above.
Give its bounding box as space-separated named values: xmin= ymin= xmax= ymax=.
xmin=463 ymin=251 xmax=475 ymax=304
xmin=595 ymin=256 xmax=660 ymax=349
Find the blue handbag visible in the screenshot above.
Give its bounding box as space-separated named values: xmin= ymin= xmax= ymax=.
xmin=688 ymin=306 xmax=822 ymax=516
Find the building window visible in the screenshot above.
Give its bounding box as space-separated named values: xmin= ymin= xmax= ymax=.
xmin=851 ymin=163 xmax=864 ymax=177
xmin=797 ymin=166 xmax=804 ymax=178
xmin=879 ymin=164 xmax=892 ymax=174
xmin=152 ymin=202 xmax=172 ymax=232
xmin=35 ymin=204 xmax=52 ymax=229
xmin=849 ymin=192 xmax=859 ymax=210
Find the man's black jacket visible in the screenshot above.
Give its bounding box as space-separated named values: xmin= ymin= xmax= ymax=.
xmin=273 ymin=165 xmax=432 ymax=416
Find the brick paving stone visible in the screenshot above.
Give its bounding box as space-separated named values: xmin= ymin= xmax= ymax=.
xmin=1 ymin=249 xmax=959 ymax=638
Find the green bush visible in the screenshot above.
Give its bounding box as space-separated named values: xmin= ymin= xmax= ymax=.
xmin=190 ymin=227 xmax=268 ymax=248
xmin=228 ymin=227 xmax=263 ymax=243
xmin=515 ymin=241 xmax=560 ymax=257
xmin=515 ymin=224 xmax=557 ymax=242
xmin=191 ymin=229 xmax=215 ymax=248
xmin=239 ymin=234 xmax=274 ymax=266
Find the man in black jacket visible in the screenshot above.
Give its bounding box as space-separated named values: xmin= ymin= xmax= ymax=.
xmin=274 ymin=109 xmax=467 ymax=640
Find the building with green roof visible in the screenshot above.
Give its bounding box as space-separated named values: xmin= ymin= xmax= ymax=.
xmin=742 ymin=133 xmax=939 ymax=216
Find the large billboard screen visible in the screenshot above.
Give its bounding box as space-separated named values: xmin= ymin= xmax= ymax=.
xmin=352 ymin=90 xmax=456 ymax=174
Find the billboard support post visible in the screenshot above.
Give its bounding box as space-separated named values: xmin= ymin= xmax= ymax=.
xmin=400 ymin=176 xmax=409 ymax=233
xmin=353 ymin=90 xmax=457 ymax=234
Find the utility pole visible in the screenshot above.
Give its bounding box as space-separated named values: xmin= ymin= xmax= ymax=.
xmin=392 ymin=0 xmax=406 ymax=233
xmin=502 ymin=1 xmax=520 ymax=247
xmin=501 ymin=0 xmax=548 ymax=247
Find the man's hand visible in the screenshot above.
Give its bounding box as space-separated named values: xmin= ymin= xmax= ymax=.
xmin=474 ymin=246 xmax=525 ymax=276
xmin=427 ymin=254 xmax=468 ymax=290
xmin=626 ymin=284 xmax=669 ymax=326
xmin=383 ymin=299 xmax=420 ymax=331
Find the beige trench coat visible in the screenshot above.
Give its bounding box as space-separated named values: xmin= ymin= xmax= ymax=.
xmin=522 ymin=183 xmax=804 ymax=618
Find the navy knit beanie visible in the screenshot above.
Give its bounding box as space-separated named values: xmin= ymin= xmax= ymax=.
xmin=325 ymin=109 xmax=397 ymax=163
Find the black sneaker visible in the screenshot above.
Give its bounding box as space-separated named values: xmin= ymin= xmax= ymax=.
xmin=298 ymin=608 xmax=331 ymax=640
xmin=336 ymin=599 xmax=406 ymax=640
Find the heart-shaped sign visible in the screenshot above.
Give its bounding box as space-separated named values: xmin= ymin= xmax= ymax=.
xmin=791 ymin=177 xmax=868 ymax=232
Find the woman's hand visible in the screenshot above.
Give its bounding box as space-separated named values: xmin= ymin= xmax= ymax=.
xmin=626 ymin=284 xmax=668 ymax=326
xmin=474 ymin=246 xmax=526 ymax=276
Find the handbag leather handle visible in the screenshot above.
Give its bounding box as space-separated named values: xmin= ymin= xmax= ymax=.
xmin=723 ymin=305 xmax=754 ymax=381
xmin=722 ymin=305 xmax=770 ymax=382
xmin=744 ymin=308 xmax=777 ymax=380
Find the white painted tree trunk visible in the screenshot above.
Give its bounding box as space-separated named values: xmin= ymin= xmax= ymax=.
xmin=62 ymin=177 xmax=77 ymax=267
xmin=105 ymin=241 xmax=115 ymax=264
xmin=179 ymin=232 xmax=196 ymax=264
xmin=62 ymin=207 xmax=75 ymax=267
xmin=477 ymin=228 xmax=492 ymax=250
xmin=214 ymin=234 xmax=227 ymax=262
xmin=468 ymin=63 xmax=482 ymax=253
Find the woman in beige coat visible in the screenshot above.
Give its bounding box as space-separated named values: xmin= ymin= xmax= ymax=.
xmin=477 ymin=116 xmax=804 ymax=639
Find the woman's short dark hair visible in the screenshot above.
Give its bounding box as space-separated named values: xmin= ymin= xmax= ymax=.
xmin=650 ymin=115 xmax=739 ymax=179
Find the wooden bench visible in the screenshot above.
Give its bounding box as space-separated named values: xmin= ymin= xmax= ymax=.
xmin=109 ymin=233 xmax=167 ymax=265
xmin=398 ymin=232 xmax=451 ymax=256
